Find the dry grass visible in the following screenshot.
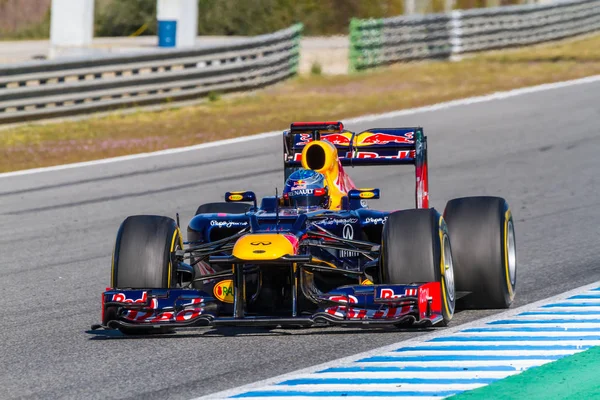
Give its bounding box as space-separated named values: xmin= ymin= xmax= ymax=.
xmin=2 ymin=34 xmax=600 ymax=172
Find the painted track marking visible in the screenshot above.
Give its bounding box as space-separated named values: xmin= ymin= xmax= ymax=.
xmin=197 ymin=282 xmax=600 ymax=399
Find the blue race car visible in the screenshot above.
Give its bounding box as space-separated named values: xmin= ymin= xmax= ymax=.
xmin=93 ymin=121 xmax=517 ymax=334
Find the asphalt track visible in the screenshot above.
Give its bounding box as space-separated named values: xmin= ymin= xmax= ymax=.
xmin=0 ymin=79 xmax=599 ymax=399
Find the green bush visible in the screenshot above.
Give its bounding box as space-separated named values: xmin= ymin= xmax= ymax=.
xmin=95 ymin=0 xmax=157 ymax=37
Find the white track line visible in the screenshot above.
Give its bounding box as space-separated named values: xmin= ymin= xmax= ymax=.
xmin=1 ymin=74 xmax=599 ymax=179
xmin=194 ymin=280 xmax=600 ymax=400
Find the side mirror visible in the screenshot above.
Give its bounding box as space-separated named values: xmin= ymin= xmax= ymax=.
xmin=225 ymin=191 xmax=257 ymax=209
xmin=348 ymin=188 xmax=380 ymax=200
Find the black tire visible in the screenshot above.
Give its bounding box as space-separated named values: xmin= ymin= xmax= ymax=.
xmin=112 ymin=215 xmax=181 ymax=288
xmin=380 ymin=209 xmax=455 ymax=326
xmin=195 ymin=202 xmax=251 ymax=216
xmin=109 ymin=215 xmax=182 ymax=335
xmin=444 ymin=196 xmax=516 ymax=309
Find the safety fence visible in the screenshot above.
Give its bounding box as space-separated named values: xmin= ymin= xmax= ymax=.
xmin=349 ymin=0 xmax=600 ymax=71
xmin=0 ymin=24 xmax=302 ymax=124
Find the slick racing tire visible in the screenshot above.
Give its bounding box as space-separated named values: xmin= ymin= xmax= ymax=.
xmin=380 ymin=209 xmax=455 ymax=326
xmin=444 ymin=196 xmax=516 ymax=309
xmin=109 ymin=215 xmax=183 ymax=335
xmin=195 ymin=202 xmax=251 ymax=216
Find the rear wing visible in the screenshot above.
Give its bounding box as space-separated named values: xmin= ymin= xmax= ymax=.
xmin=283 ymin=121 xmax=429 ymax=208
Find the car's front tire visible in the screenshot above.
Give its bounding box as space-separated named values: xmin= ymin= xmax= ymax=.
xmin=380 ymin=209 xmax=455 ymax=326
xmin=444 ymin=196 xmax=516 ymax=309
xmin=108 ymin=215 xmax=182 ymax=335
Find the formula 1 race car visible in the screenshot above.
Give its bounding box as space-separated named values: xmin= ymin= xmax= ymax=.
xmin=92 ymin=121 xmax=517 ymax=335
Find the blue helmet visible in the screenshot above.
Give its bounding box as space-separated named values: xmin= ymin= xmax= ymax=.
xmin=283 ymin=169 xmax=329 ymax=212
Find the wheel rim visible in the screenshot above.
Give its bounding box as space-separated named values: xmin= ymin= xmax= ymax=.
xmin=507 ymin=220 xmax=516 ymax=286
xmin=443 ymin=234 xmax=455 ymax=303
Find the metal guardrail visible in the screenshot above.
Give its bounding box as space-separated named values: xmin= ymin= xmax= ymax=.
xmin=0 ymin=24 xmax=302 ymax=124
xmin=349 ymin=0 xmax=600 ymax=71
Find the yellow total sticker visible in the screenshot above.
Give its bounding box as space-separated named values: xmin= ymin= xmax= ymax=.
xmin=359 ymin=192 xmax=375 ymax=199
xmin=213 ymin=280 xmax=234 ymax=303
xmin=228 ymin=194 xmax=243 ymax=201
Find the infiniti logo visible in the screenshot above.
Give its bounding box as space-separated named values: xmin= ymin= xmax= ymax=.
xmin=342 ymin=224 xmax=354 ymax=239
xmin=340 ymin=224 xmax=358 ymax=258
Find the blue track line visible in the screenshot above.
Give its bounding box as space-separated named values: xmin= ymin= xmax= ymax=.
xmin=569 ymin=294 xmax=600 ymax=299
xmin=358 ymin=355 xmax=563 ymax=362
xmin=278 ymin=377 xmax=498 ymax=385
xmin=393 ymin=344 xmax=590 ymax=351
xmin=519 ymin=311 xmax=600 ymax=316
xmin=464 ymin=326 xmax=599 ymax=333
xmin=431 ymin=335 xmax=600 ymax=341
xmin=488 ymin=319 xmax=600 ymax=324
xmin=542 ymin=302 xmax=600 ymax=307
xmin=231 ymin=390 xmax=462 ymax=397
xmin=318 ymin=366 xmax=518 ymax=373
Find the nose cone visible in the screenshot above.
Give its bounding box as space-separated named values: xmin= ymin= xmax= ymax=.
xmin=232 ymin=234 xmax=299 ymax=261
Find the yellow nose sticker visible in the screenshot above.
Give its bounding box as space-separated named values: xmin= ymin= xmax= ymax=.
xmin=213 ymin=280 xmax=234 ymax=303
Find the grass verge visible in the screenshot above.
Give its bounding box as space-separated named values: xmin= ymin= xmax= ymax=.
xmin=1 ymin=34 xmax=600 ymax=173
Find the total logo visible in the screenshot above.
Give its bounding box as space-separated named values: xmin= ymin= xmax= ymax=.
xmin=214 ymin=279 xmax=234 ymax=303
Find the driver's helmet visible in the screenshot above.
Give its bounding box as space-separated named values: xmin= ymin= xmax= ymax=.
xmin=283 ymin=169 xmax=329 ymax=212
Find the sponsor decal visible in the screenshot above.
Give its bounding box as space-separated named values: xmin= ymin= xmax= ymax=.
xmin=112 ymin=291 xmax=158 ymax=309
xmin=325 ymin=295 xmax=367 ymax=319
xmin=361 ymin=278 xmax=373 ymax=285
xmin=214 ymin=280 xmax=234 ymax=303
xmin=250 ymin=241 xmax=271 ymax=246
xmin=419 ymin=286 xmax=431 ymax=305
xmin=296 ymin=133 xmax=353 ymax=147
xmin=253 ymin=250 xmax=266 ymax=254
xmin=359 ymin=191 xmax=375 ymax=199
xmin=328 ymin=294 xmax=358 ymax=304
xmin=118 ymin=296 xmax=205 ymax=323
xmin=210 ymin=220 xmax=248 ymax=228
xmin=360 ymin=200 xmax=368 ymax=208
xmin=357 ymin=132 xmax=414 ymax=145
xmin=123 ymin=308 xmax=204 ymax=323
xmin=345 ymin=150 xmax=415 ymax=159
xmin=340 ymin=224 xmax=359 ymax=258
xmin=365 ymin=216 xmax=388 ymax=225
xmin=379 ymin=288 xmax=405 ymax=300
xmin=379 ymin=287 xmax=418 ymax=299
xmin=291 ymin=188 xmax=314 ymax=195
xmin=323 ymin=133 xmax=352 ymax=146
xmin=228 ymin=194 xmax=243 ymax=201
xmin=291 ymin=179 xmax=307 ymax=190
xmin=315 ymin=217 xmax=358 ymax=226
xmin=342 ymin=224 xmax=354 ymax=239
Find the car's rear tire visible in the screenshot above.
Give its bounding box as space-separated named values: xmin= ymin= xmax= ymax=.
xmin=444 ymin=196 xmax=516 ymax=309
xmin=108 ymin=215 xmax=182 ymax=335
xmin=195 ymin=202 xmax=251 ymax=215
xmin=380 ymin=209 xmax=455 ymax=326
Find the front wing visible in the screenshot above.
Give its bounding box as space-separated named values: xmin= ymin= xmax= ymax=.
xmin=93 ymin=282 xmax=443 ymax=332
